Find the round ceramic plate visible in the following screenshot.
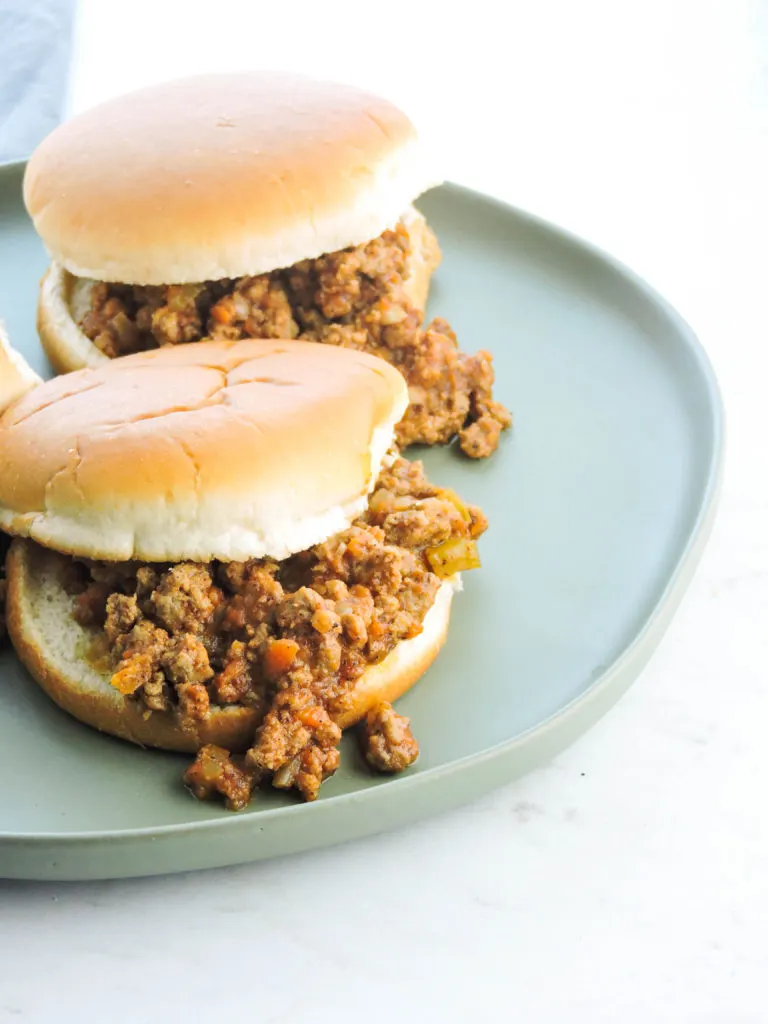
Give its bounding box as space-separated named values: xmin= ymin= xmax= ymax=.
xmin=0 ymin=162 xmax=722 ymax=881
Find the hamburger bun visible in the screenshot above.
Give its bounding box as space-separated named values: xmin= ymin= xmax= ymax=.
xmin=24 ymin=72 xmax=441 ymax=286
xmin=0 ymin=321 xmax=41 ymax=413
xmin=35 ymin=204 xmax=442 ymax=376
xmin=6 ymin=538 xmax=455 ymax=752
xmin=0 ymin=339 xmax=408 ymax=563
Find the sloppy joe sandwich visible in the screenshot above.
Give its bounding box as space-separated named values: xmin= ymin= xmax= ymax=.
xmin=24 ymin=72 xmax=511 ymax=458
xmin=0 ymin=340 xmax=487 ymax=808
xmin=0 ymin=323 xmax=40 ymax=644
xmin=0 ymin=320 xmax=40 ymax=412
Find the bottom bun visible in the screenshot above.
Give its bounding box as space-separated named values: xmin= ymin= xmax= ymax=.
xmin=37 ymin=268 xmax=108 ymax=376
xmin=6 ymin=539 xmax=454 ymax=753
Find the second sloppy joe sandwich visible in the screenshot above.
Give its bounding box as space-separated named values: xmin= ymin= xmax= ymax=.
xmin=0 ymin=340 xmax=488 ymax=808
xmin=0 ymin=323 xmax=41 ymax=647
xmin=24 ymin=71 xmax=511 ymax=458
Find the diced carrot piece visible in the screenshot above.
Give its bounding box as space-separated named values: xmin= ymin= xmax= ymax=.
xmin=211 ymin=302 xmax=234 ymax=325
xmin=110 ymin=654 xmax=151 ymax=695
xmin=299 ymin=706 xmax=326 ymax=730
xmin=264 ymin=638 xmax=299 ymax=676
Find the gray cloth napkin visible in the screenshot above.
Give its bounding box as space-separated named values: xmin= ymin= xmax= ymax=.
xmin=0 ymin=0 xmax=76 ymax=162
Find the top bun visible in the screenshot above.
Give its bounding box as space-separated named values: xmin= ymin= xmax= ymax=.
xmin=23 ymin=72 xmax=440 ymax=286
xmin=0 ymin=321 xmax=41 ymax=414
xmin=0 ymin=339 xmax=408 ymax=562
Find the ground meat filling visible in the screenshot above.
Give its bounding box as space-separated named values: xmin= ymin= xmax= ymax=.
xmin=361 ymin=702 xmax=420 ymax=773
xmin=69 ymin=457 xmax=487 ymax=806
xmin=184 ymin=745 xmax=259 ymax=812
xmin=79 ymin=223 xmax=511 ymax=458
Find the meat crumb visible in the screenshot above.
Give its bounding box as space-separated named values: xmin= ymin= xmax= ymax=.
xmin=361 ymin=702 xmax=420 ymax=773
xmin=183 ymin=744 xmax=259 ymax=811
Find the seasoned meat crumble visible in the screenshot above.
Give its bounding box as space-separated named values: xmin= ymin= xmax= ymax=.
xmin=79 ymin=222 xmax=511 ymax=458
xmin=68 ymin=457 xmax=487 ymax=807
xmin=361 ymin=702 xmax=420 ymax=773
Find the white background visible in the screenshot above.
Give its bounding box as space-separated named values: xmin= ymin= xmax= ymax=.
xmin=3 ymin=1 xmax=768 ymax=1020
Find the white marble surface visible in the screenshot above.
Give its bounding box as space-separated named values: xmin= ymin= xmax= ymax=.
xmin=2 ymin=2 xmax=767 ymax=1020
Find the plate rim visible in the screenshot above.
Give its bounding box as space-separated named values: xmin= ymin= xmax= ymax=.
xmin=0 ymin=162 xmax=725 ymax=853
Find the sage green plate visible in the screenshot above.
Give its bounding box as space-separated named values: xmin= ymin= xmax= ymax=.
xmin=0 ymin=162 xmax=723 ymax=881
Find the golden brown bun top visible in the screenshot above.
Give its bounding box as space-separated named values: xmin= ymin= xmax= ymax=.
xmin=0 ymin=339 xmax=408 ymax=562
xmin=23 ymin=72 xmax=440 ymax=285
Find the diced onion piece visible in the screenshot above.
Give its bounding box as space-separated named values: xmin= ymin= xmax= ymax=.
xmin=425 ymin=537 xmax=481 ymax=577
xmin=167 ymin=284 xmax=202 ymax=312
xmin=273 ymin=756 xmax=301 ymax=789
xmin=198 ymin=745 xmax=231 ymax=782
xmin=436 ymin=487 xmax=473 ymax=524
